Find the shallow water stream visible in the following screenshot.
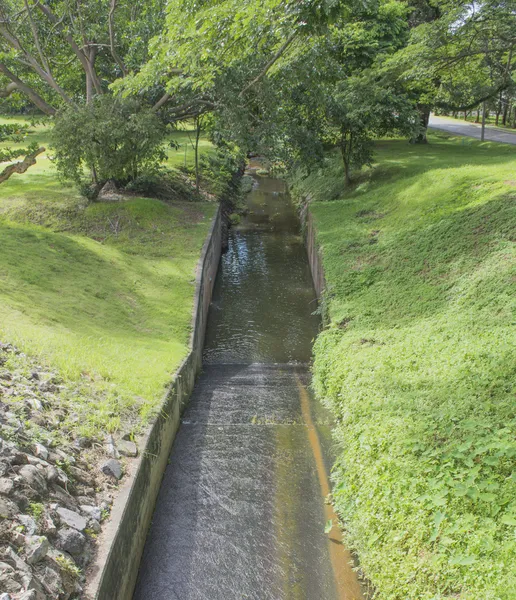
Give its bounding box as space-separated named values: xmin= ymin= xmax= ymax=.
xmin=133 ymin=171 xmax=364 ymax=599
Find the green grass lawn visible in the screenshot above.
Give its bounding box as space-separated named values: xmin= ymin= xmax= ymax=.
xmin=291 ymin=132 xmax=516 ymax=599
xmin=0 ymin=116 xmax=216 ymax=437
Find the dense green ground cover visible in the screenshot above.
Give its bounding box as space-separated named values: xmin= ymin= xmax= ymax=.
xmin=291 ymin=132 xmax=516 ymax=599
xmin=0 ymin=116 xmax=215 ymax=436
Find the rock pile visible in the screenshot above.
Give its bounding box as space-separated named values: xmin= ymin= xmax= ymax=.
xmin=0 ymin=342 xmax=139 ymax=599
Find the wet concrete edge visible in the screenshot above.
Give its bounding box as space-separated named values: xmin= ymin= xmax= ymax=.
xmin=85 ymin=205 xmax=222 ymax=600
xmin=301 ymin=199 xmax=373 ymax=599
xmin=300 ymin=199 xmax=325 ymax=300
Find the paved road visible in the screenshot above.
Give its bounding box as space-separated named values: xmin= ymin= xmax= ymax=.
xmin=429 ymin=115 xmax=516 ymax=145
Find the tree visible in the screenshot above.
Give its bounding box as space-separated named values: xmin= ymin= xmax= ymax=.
xmin=0 ymin=0 xmax=166 ymax=113
xmin=50 ymin=97 xmax=166 ymax=189
xmin=386 ymin=0 xmax=516 ymax=140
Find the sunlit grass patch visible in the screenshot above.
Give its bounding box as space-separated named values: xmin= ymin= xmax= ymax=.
xmin=0 ymin=116 xmax=216 ymax=435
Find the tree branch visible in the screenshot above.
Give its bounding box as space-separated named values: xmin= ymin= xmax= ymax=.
xmin=34 ymin=1 xmax=103 ymax=96
xmin=0 ymin=61 xmax=56 ymax=115
xmin=109 ymin=0 xmax=127 ymax=76
xmin=238 ymin=31 xmax=298 ymax=98
xmin=0 ymin=20 xmax=73 ymax=104
xmin=0 ymin=146 xmax=45 ymax=184
xmin=0 ymin=81 xmax=19 ymax=98
xmin=23 ymin=0 xmax=51 ymax=74
xmin=152 ymin=92 xmax=171 ymax=111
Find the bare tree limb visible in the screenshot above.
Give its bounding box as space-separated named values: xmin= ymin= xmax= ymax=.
xmin=0 ymin=146 xmax=45 ymax=184
xmin=109 ymin=0 xmax=127 ymax=76
xmin=0 ymin=81 xmax=19 ymax=98
xmin=152 ymin=92 xmax=171 ymax=111
xmin=238 ymin=31 xmax=298 ymax=98
xmin=34 ymin=1 xmax=103 ymax=96
xmin=23 ymin=0 xmax=51 ymax=74
xmin=0 ymin=21 xmax=73 ymax=104
xmin=0 ymin=61 xmax=56 ymax=115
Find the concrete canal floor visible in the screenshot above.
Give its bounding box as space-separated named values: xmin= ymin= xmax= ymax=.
xmin=133 ymin=173 xmax=364 ymax=600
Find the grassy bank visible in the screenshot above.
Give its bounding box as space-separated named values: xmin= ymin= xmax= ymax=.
xmin=0 ymin=116 xmax=216 ymax=437
xmin=291 ymin=133 xmax=516 ymax=599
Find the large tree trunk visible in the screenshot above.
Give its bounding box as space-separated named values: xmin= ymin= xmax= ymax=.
xmin=340 ymin=139 xmax=351 ymax=187
xmin=502 ymin=98 xmax=510 ymax=126
xmin=0 ymin=62 xmax=56 ymax=115
xmin=85 ymin=46 xmax=98 ymax=104
xmin=0 ymin=147 xmax=45 ymax=184
xmin=412 ymin=106 xmax=431 ymax=143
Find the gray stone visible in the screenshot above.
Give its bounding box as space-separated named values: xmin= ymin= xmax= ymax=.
xmin=0 ymin=575 xmax=21 ymax=594
xmin=11 ymin=452 xmax=28 ymax=466
xmin=25 ymin=535 xmax=49 ymax=564
xmin=18 ymin=514 xmax=38 ymax=536
xmin=41 ymin=567 xmax=62 ymax=598
xmin=56 ymin=527 xmax=85 ymax=557
xmin=17 ymin=591 xmax=38 ymax=600
xmin=98 ymin=180 xmax=125 ymax=202
xmin=0 ymin=496 xmax=18 ymax=518
xmin=105 ymin=435 xmax=119 ymax=459
xmin=68 ymin=465 xmax=94 ymax=486
xmin=40 ymin=514 xmax=57 ymax=537
xmin=27 ymin=398 xmax=43 ymax=411
xmin=0 ymin=562 xmax=13 ymax=575
xmin=87 ymin=518 xmax=101 ymax=534
xmin=0 ymin=477 xmax=13 ymax=495
xmin=100 ymin=459 xmax=122 ymax=480
xmin=74 ymin=436 xmax=92 ymax=449
xmin=44 ymin=465 xmax=59 ymax=483
xmin=79 ymin=505 xmax=101 ymax=522
xmin=117 ymin=440 xmax=138 ymax=457
xmin=19 ymin=465 xmax=47 ymax=495
xmin=4 ymin=546 xmax=30 ymax=573
xmin=19 ymin=572 xmax=46 ymax=599
xmin=33 ymin=444 xmax=48 ymax=461
xmin=56 ymin=507 xmax=87 ymax=532
xmin=10 ymin=530 xmax=25 ymax=547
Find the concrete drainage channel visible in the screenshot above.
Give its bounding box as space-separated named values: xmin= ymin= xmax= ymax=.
xmin=89 ymin=170 xmax=364 ymax=599
xmin=85 ymin=209 xmax=221 ymax=600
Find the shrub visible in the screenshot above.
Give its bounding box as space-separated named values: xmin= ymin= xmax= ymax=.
xmin=51 ymin=96 xmax=166 ymax=188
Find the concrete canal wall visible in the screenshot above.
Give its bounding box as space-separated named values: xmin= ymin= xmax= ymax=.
xmin=86 ymin=206 xmax=222 ymax=600
xmin=300 ymin=200 xmax=326 ymax=300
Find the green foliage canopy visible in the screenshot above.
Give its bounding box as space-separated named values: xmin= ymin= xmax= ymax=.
xmin=50 ymin=97 xmax=167 ymax=187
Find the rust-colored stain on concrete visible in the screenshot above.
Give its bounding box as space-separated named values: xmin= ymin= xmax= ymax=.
xmin=296 ymin=374 xmax=364 ymax=600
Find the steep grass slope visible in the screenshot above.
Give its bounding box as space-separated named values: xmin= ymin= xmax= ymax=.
xmin=291 ymin=132 xmax=516 ymax=599
xmin=0 ymin=116 xmax=216 ymax=437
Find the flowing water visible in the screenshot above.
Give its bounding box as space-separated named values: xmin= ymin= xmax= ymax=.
xmin=133 ymin=170 xmax=364 ymax=600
